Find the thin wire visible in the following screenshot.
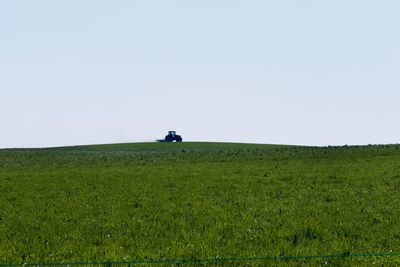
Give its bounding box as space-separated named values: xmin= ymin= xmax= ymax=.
xmin=1 ymin=252 xmax=400 ymax=267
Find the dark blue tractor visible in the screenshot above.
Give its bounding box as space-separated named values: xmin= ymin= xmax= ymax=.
xmin=157 ymin=131 xmax=183 ymax=142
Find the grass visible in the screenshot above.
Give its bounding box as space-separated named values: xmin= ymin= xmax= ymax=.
xmin=1 ymin=142 xmax=400 ymax=266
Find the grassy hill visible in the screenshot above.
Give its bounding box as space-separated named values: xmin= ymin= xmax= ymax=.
xmin=1 ymin=142 xmax=400 ymax=266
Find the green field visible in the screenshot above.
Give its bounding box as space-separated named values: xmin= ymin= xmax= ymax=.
xmin=1 ymin=142 xmax=400 ymax=266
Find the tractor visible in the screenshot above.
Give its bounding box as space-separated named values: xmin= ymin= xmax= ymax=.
xmin=157 ymin=131 xmax=183 ymax=142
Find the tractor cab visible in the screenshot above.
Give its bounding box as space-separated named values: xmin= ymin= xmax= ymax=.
xmin=156 ymin=130 xmax=183 ymax=142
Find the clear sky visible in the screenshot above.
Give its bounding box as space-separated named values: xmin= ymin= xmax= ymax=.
xmin=1 ymin=1 xmax=399 ymax=148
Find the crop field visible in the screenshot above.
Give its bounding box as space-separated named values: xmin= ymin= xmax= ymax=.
xmin=1 ymin=142 xmax=400 ymax=266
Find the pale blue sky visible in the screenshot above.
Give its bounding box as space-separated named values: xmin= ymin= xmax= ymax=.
xmin=1 ymin=1 xmax=399 ymax=148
